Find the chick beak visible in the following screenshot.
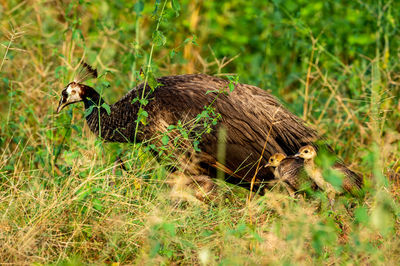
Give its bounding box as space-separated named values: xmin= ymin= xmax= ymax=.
xmin=294 ymin=153 xmax=300 ymax=157
xmin=264 ymin=163 xmax=271 ymax=168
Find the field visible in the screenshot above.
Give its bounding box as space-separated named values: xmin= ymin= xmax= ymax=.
xmin=1 ymin=0 xmax=400 ymax=264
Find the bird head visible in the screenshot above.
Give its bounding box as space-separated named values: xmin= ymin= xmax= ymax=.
xmin=265 ymin=153 xmax=286 ymax=168
xmin=295 ymin=145 xmax=316 ymax=160
xmin=57 ymin=82 xmax=85 ymax=113
xmin=56 ymin=62 xmax=98 ymax=113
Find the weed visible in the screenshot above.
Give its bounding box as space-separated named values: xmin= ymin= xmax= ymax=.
xmin=0 ymin=0 xmax=400 ymax=264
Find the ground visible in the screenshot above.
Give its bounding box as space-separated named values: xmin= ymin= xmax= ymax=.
xmin=0 ymin=0 xmax=400 ymax=264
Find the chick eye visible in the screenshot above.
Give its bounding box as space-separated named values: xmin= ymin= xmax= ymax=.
xmin=304 ymin=150 xmax=309 ymax=153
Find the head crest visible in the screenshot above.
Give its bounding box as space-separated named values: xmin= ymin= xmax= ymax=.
xmin=74 ymin=62 xmax=98 ymax=83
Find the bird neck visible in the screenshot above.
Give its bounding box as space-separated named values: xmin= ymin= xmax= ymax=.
xmin=273 ymin=167 xmax=281 ymax=179
xmin=80 ymin=85 xmax=138 ymax=143
xmin=305 ymin=158 xmax=315 ymax=168
xmin=303 ymin=158 xmax=316 ymax=174
xmin=81 ymin=86 xmax=112 ymax=141
xmin=82 ymin=86 xmax=105 ymax=110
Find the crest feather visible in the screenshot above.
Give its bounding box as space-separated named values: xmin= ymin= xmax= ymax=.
xmin=74 ymin=62 xmax=98 ymax=83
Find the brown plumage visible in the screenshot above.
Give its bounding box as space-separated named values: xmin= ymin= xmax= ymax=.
xmin=295 ymin=145 xmax=363 ymax=197
xmin=57 ymin=63 xmax=319 ymax=191
xmin=266 ymin=153 xmax=314 ymax=194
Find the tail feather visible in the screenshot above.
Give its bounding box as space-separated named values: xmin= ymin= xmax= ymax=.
xmin=334 ymin=162 xmax=364 ymax=196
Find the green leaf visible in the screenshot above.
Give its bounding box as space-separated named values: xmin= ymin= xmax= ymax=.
xmin=71 ymin=124 xmax=82 ymax=134
xmin=137 ymin=108 xmax=148 ymax=125
xmin=134 ymin=0 xmax=144 ymax=14
xmin=324 ymin=168 xmax=343 ymax=190
xmin=355 ymin=206 xmax=369 ymax=225
xmin=191 ymin=35 xmax=198 ymax=46
xmin=101 ymin=81 xmax=111 ymax=89
xmin=150 ymin=241 xmax=161 ymax=258
xmin=140 ymin=110 xmax=148 ymax=117
xmin=147 ymin=71 xmax=163 ymax=91
xmin=162 ymin=222 xmax=176 ymax=236
xmin=228 ymin=82 xmax=235 ymax=92
xmin=2 ymin=77 xmax=9 ymax=88
xmin=152 ymin=0 xmax=161 ymax=15
xmin=84 ymin=105 xmax=95 ymax=118
xmin=139 ymin=98 xmax=148 ymax=105
xmin=206 ymin=89 xmax=218 ymax=94
xmin=181 ymin=130 xmax=188 ymax=139
xmin=161 ymin=135 xmax=169 ymax=145
xmin=171 ymin=0 xmax=180 ymax=15
xmin=72 ymin=28 xmax=84 ymax=41
xmin=92 ymin=198 xmax=103 ymax=212
xmin=170 ymin=49 xmax=176 ymax=59
xmin=193 ymin=140 xmax=201 ymax=152
xmin=152 ymin=30 xmax=166 ymax=46
xmin=101 ymin=103 xmax=111 ymax=115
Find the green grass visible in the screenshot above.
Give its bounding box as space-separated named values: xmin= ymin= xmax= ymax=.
xmin=1 ymin=0 xmax=400 ymax=264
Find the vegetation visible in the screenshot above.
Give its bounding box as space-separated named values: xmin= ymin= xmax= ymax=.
xmin=1 ymin=0 xmax=400 ymax=264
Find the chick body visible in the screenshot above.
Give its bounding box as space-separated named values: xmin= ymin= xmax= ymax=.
xmin=266 ymin=153 xmax=313 ymax=195
xmin=295 ymin=145 xmax=363 ymax=203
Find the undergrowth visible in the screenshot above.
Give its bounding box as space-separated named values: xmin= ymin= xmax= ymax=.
xmin=1 ymin=0 xmax=400 ymax=264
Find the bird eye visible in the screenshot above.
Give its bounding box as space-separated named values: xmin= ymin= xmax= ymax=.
xmin=304 ymin=150 xmax=309 ymax=153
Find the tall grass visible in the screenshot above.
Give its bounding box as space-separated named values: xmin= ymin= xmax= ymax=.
xmin=0 ymin=0 xmax=400 ymax=264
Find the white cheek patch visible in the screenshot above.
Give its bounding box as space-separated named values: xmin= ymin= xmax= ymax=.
xmin=66 ymin=84 xmax=82 ymax=102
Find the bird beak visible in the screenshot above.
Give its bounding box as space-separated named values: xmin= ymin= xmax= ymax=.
xmin=264 ymin=163 xmax=271 ymax=168
xmin=56 ymin=96 xmax=67 ymax=113
xmin=294 ymin=153 xmax=300 ymax=157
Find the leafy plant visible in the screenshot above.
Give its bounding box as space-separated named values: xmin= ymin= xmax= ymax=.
xmin=0 ymin=0 xmax=399 ymax=264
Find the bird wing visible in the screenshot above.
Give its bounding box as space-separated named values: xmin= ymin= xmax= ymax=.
xmin=278 ymin=157 xmax=310 ymax=190
xmin=213 ymin=81 xmax=318 ymax=183
xmin=333 ymin=162 xmax=363 ymax=195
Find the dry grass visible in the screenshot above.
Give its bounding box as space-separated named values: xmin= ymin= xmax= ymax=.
xmin=1 ymin=0 xmax=400 ymax=264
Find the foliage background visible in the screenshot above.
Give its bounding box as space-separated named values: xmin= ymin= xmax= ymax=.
xmin=0 ymin=0 xmax=400 ymax=264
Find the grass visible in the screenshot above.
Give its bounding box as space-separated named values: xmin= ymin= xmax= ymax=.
xmin=1 ymin=0 xmax=400 ymax=264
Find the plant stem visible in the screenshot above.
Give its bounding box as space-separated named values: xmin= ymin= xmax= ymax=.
xmin=133 ymin=0 xmax=168 ymax=144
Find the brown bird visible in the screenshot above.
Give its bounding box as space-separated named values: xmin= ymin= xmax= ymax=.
xmin=295 ymin=145 xmax=363 ymax=202
xmin=56 ymin=63 xmax=319 ymax=192
xmin=265 ymin=153 xmax=313 ymax=195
